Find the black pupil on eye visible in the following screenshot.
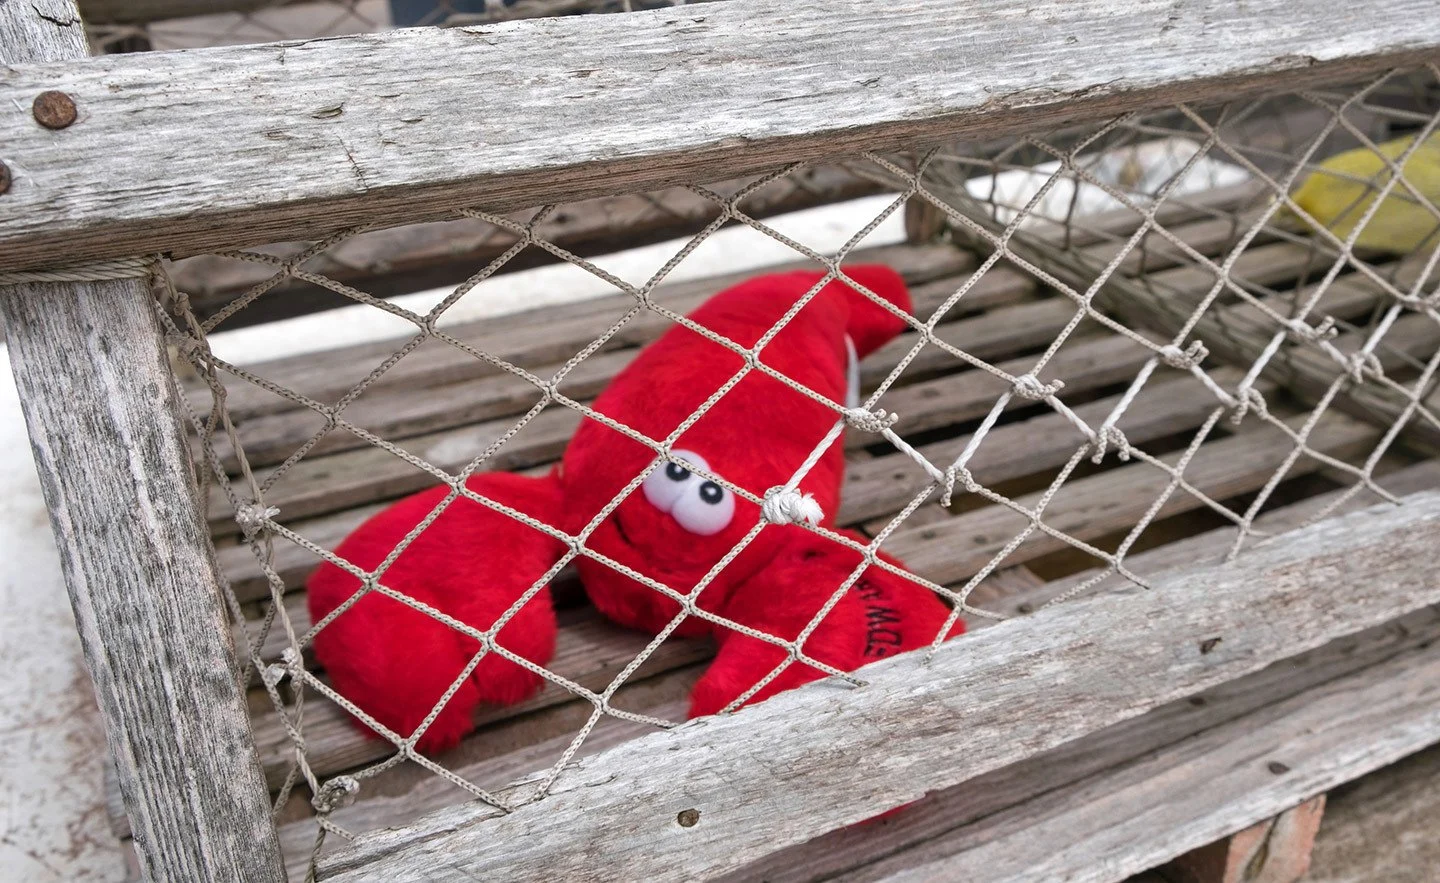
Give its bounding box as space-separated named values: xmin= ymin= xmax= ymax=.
xmin=698 ymin=482 xmax=724 ymax=505
xmin=665 ymin=462 xmax=691 ymax=482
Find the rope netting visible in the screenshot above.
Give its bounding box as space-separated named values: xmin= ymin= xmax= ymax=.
xmin=142 ymin=66 xmax=1439 ymax=873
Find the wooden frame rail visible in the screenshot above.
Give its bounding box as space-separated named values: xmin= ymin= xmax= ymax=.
xmin=0 ymin=3 xmax=285 ymax=881
xmin=2 ymin=0 xmax=1440 ymax=270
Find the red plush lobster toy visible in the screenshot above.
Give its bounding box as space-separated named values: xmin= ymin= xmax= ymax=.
xmin=308 ymin=265 xmax=962 ymax=752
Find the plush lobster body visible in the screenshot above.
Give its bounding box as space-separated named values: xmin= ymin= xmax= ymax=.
xmin=308 ymin=266 xmax=962 ymax=751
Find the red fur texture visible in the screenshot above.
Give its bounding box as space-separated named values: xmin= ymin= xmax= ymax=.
xmin=564 ymin=266 xmax=913 ymax=639
xmin=305 ymin=264 xmax=965 ymax=755
xmin=307 ymin=471 xmax=564 ymax=753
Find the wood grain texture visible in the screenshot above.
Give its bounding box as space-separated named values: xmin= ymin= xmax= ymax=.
xmin=0 ymin=4 xmax=285 ymax=881
xmin=730 ymin=600 xmax=1440 ymax=883
xmin=4 ymin=0 xmax=1440 ymax=270
xmin=847 ymin=619 xmax=1440 ymax=883
xmin=172 ymin=165 xmax=884 ymax=327
xmin=0 ymin=285 xmax=287 ymax=878
xmin=316 ymin=492 xmax=1440 ymax=881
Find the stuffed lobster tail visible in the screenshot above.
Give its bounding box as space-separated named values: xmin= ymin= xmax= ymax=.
xmin=306 ymin=471 xmax=565 ymax=753
xmin=827 ymin=263 xmax=914 ymax=359
xmin=688 ymin=527 xmax=963 ymax=720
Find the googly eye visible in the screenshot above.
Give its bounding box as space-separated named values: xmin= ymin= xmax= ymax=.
xmin=672 ymin=478 xmax=736 ymax=536
xmin=642 ymin=449 xmax=710 ymax=514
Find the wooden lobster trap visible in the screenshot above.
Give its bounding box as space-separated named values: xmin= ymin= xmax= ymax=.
xmin=2 ymin=2 xmax=1440 ymax=881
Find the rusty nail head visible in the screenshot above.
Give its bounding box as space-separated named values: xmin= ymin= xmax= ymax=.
xmin=677 ymin=809 xmax=700 ymax=828
xmin=0 ymin=161 xmax=11 ymax=196
xmin=33 ymin=91 xmax=78 ymax=129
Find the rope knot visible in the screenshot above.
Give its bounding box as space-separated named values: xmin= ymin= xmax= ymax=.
xmin=1288 ymin=316 xmax=1337 ymax=344
xmin=1158 ymin=340 xmax=1208 ymax=370
xmin=235 ymin=503 xmax=280 ymax=536
xmin=1091 ymin=425 xmax=1132 ymax=463
xmin=261 ymin=662 xmax=289 ymax=688
xmin=312 ymin=776 xmax=360 ymax=814
xmin=761 ymin=487 xmax=824 ymax=526
xmin=263 ymin=646 xmax=302 ymax=688
xmin=1345 ymin=350 xmax=1383 ymax=383
xmin=1229 ymin=385 xmax=1269 ymax=424
xmin=1011 ymin=374 xmax=1063 ymax=401
xmin=169 ymin=334 xmax=206 ymax=359
xmin=939 ymin=465 xmax=978 ymax=507
xmin=843 ymin=407 xmax=898 ymax=434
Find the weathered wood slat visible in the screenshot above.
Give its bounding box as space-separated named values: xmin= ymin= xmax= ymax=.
xmin=314 ymin=492 xmax=1440 ymax=880
xmin=175 ymin=166 xmax=886 ymax=326
xmin=727 ymin=460 xmax=1440 ymax=883
xmin=843 ymin=618 xmax=1440 ymax=883
xmin=5 ymin=0 xmax=1439 ymax=270
xmin=211 ymin=207 xmax=1263 ymax=471
xmin=884 ymin=408 xmax=1380 ymax=584
xmin=982 ymin=461 xmax=1440 ymax=622
xmin=0 ymin=3 xmax=286 ymax=880
xmin=208 ymin=242 xmax=971 ymax=422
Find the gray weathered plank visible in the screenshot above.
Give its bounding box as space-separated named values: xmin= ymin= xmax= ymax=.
xmin=1306 ymin=739 xmax=1440 ymax=881
xmin=0 ymin=2 xmax=285 ymax=881
xmin=730 ymin=598 xmax=1440 ymax=882
xmin=316 ymin=491 xmax=1440 ymax=881
xmin=972 ymin=458 xmax=1440 ymax=623
xmin=844 ymin=616 xmax=1440 ymax=883
xmin=4 ymin=0 xmax=1439 ymax=270
xmin=206 ymin=242 xmax=970 ymax=423
xmin=884 ymin=409 xmax=1378 ymax=585
xmin=174 ymin=165 xmax=885 ymax=326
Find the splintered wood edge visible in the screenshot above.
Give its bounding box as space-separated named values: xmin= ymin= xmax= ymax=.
xmin=317 ymin=491 xmax=1440 ymax=881
xmin=3 ymin=0 xmax=1439 ymax=269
